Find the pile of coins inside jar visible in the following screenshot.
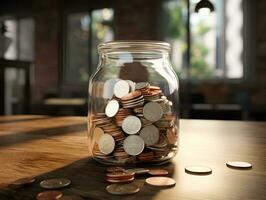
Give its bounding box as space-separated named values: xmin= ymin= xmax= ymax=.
xmin=90 ymin=79 xmax=179 ymax=164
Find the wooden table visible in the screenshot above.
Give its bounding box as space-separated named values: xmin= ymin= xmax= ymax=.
xmin=0 ymin=115 xmax=265 ymax=200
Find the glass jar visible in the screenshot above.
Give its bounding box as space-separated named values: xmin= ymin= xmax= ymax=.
xmin=88 ymin=41 xmax=179 ymax=165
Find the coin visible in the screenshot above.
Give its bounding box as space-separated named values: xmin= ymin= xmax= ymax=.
xmin=105 ymin=100 xmax=119 ymax=117
xmin=121 ymin=90 xmax=142 ymax=101
xmin=123 ymin=135 xmax=145 ymax=156
xmin=37 ymin=190 xmax=63 ymax=200
xmin=185 ymin=166 xmax=212 ymax=175
xmin=59 ymin=195 xmax=84 ymax=200
xmin=114 ymin=80 xmax=130 ymax=98
xmin=106 ymin=177 xmax=134 ymax=183
xmin=145 ymin=177 xmax=176 ymax=187
xmin=11 ymin=177 xmax=35 ymax=186
xmin=122 ymin=115 xmax=142 ymax=135
xmin=143 ymin=102 xmax=163 ymax=122
xmin=98 ymin=134 xmax=115 ymax=155
xmin=135 ymin=82 xmax=150 ymax=90
xmin=148 ymin=169 xmax=168 ymax=176
xmin=40 ymin=178 xmax=71 ymax=189
xmin=126 ymin=80 xmax=136 ymax=92
xmin=139 ymin=125 xmax=160 ymax=146
xmin=126 ymin=168 xmax=149 ymax=174
xmin=226 ymin=161 xmax=252 ymax=169
xmin=106 ymin=183 xmax=140 ymax=195
xmin=93 ymin=127 xmax=104 ymax=144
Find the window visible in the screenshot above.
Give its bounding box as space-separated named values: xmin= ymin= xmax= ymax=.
xmin=163 ymin=0 xmax=244 ymax=80
xmin=1 ymin=17 xmax=34 ymax=60
xmin=63 ymin=8 xmax=114 ymax=85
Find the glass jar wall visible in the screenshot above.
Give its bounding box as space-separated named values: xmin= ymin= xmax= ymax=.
xmin=88 ymin=41 xmax=179 ymax=165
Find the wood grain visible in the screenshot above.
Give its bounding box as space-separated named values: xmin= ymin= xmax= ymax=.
xmin=0 ymin=115 xmax=265 ymax=200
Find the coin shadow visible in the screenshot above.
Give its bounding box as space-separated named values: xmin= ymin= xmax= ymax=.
xmin=0 ymin=157 xmax=177 ymax=200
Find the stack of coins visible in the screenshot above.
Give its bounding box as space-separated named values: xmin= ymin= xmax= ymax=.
xmin=115 ymin=108 xmax=132 ymax=126
xmin=90 ymin=79 xmax=179 ymax=164
xmin=106 ymin=171 xmax=135 ymax=183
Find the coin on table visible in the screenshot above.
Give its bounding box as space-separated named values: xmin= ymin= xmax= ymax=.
xmin=148 ymin=169 xmax=168 ymax=176
xmin=37 ymin=190 xmax=63 ymax=200
xmin=40 ymin=178 xmax=71 ymax=189
xmin=185 ymin=166 xmax=212 ymax=175
xmin=113 ymin=80 xmax=130 ymax=98
xmin=126 ymin=168 xmax=149 ymax=175
xmin=122 ymin=115 xmax=142 ymax=135
xmin=11 ymin=177 xmax=36 ymax=186
xmin=123 ymin=135 xmax=145 ymax=156
xmin=106 ymin=183 xmax=139 ymax=195
xmin=98 ymin=134 xmax=115 ymax=155
xmin=93 ymin=127 xmax=104 ymax=144
xmin=59 ymin=195 xmax=84 ymax=200
xmin=143 ymin=102 xmax=163 ymax=122
xmin=226 ymin=161 xmax=252 ymax=169
xmin=139 ymin=125 xmax=160 ymax=146
xmin=145 ymin=177 xmax=176 ymax=187
xmin=105 ymin=100 xmax=119 ymax=117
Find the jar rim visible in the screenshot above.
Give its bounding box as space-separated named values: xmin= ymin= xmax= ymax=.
xmin=98 ymin=40 xmax=171 ymax=53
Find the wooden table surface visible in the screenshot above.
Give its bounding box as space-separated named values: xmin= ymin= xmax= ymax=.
xmin=0 ymin=115 xmax=265 ymax=200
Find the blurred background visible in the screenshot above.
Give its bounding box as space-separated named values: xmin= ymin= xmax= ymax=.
xmin=0 ymin=0 xmax=265 ymax=121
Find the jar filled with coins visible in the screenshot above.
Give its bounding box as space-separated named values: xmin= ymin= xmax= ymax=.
xmin=88 ymin=41 xmax=179 ymax=165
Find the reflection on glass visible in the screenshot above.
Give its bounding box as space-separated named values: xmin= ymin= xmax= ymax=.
xmin=65 ymin=9 xmax=114 ymax=84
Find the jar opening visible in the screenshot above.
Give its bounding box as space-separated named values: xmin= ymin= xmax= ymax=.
xmin=98 ymin=40 xmax=171 ymax=54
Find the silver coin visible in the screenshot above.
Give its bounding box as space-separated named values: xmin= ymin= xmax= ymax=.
xmin=126 ymin=168 xmax=149 ymax=174
xmin=40 ymin=178 xmax=71 ymax=189
xmin=139 ymin=125 xmax=160 ymax=146
xmin=185 ymin=166 xmax=212 ymax=174
xmin=105 ymin=100 xmax=119 ymax=117
xmin=226 ymin=161 xmax=252 ymax=169
xmin=143 ymin=102 xmax=163 ymax=122
xmin=126 ymin=80 xmax=136 ymax=92
xmin=106 ymin=183 xmax=140 ymax=195
xmin=122 ymin=115 xmax=142 ymax=135
xmin=113 ymin=80 xmax=130 ymax=98
xmin=135 ymin=82 xmax=149 ymax=90
xmin=99 ymin=134 xmax=115 ymax=155
xmin=123 ymin=135 xmax=145 ymax=156
xmin=93 ymin=127 xmax=104 ymax=144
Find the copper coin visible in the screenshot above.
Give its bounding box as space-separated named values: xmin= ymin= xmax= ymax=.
xmin=126 ymin=168 xmax=150 ymax=175
xmin=226 ymin=161 xmax=252 ymax=169
xmin=185 ymin=166 xmax=212 ymax=175
xmin=106 ymin=177 xmax=134 ymax=183
xmin=121 ymin=91 xmax=142 ymax=101
xmin=40 ymin=178 xmax=71 ymax=189
xmin=106 ymin=171 xmax=135 ymax=178
xmin=12 ymin=177 xmax=35 ymax=186
xmin=37 ymin=190 xmax=63 ymax=200
xmin=106 ymin=183 xmax=140 ymax=195
xmin=107 ymin=167 xmax=125 ymax=173
xmin=148 ymin=169 xmax=168 ymax=176
xmin=145 ymin=177 xmax=176 ymax=187
xmin=59 ymin=195 xmax=84 ymax=200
